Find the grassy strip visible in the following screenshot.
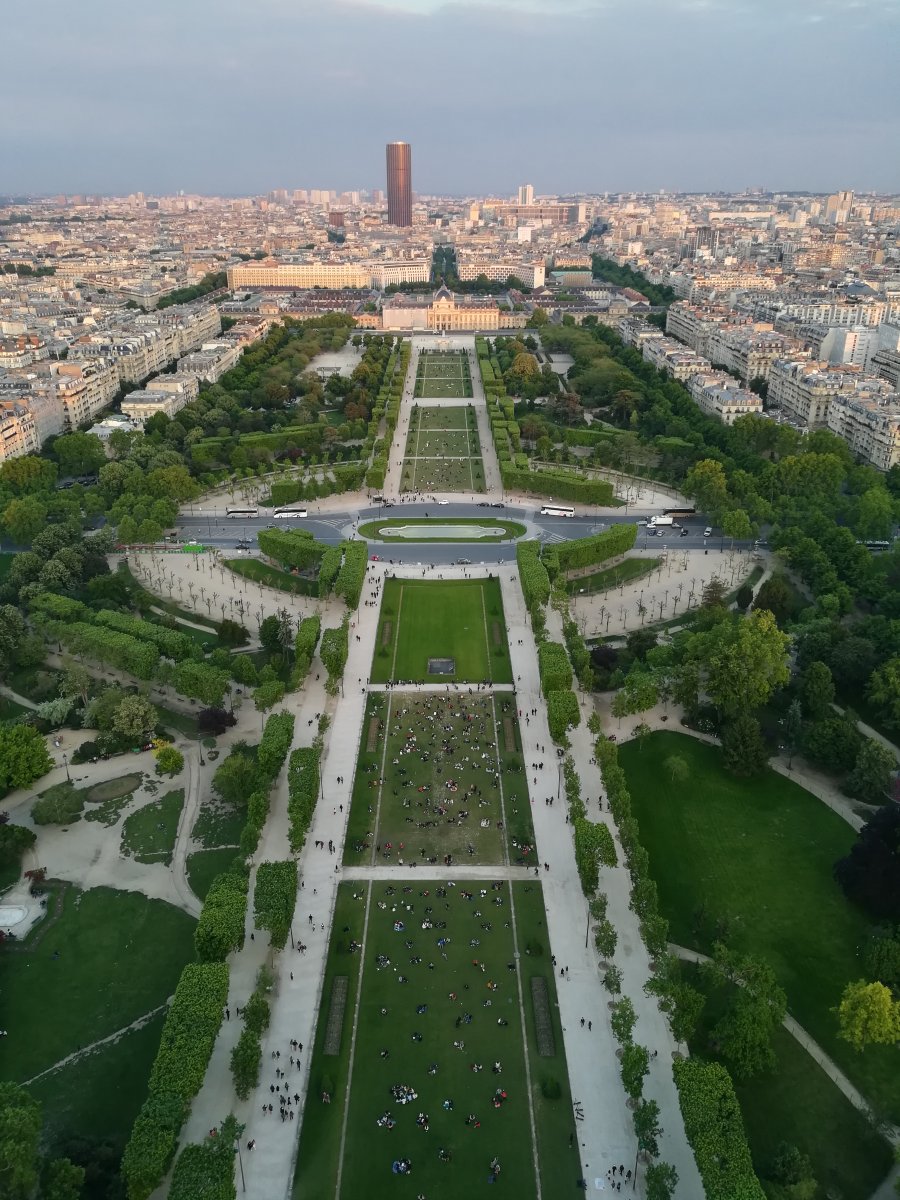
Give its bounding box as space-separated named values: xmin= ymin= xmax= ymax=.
xmin=357 ymin=517 xmax=526 ymax=543
xmin=225 ymin=556 xmax=319 ymax=596
xmin=564 ymin=556 xmax=661 ymax=595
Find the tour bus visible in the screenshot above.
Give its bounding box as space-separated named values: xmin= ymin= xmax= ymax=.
xmin=273 ymin=507 xmax=309 ymax=519
xmin=540 ymin=504 xmax=575 ymax=518
xmin=226 ymin=507 xmax=259 ymax=519
xmin=662 ymin=506 xmax=697 ymax=518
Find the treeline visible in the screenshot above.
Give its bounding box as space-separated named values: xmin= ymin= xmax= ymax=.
xmin=590 ymin=255 xmax=675 ymax=306
xmin=156 ymin=270 xmax=227 ymax=308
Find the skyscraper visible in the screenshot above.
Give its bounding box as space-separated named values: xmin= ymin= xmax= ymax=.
xmin=386 ymin=141 xmax=412 ymax=227
xmin=517 ymin=183 xmax=534 ymax=206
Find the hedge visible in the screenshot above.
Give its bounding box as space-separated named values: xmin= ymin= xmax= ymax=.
xmin=539 ymin=641 xmax=572 ymax=697
xmin=257 ymin=527 xmax=325 ymax=571
xmin=673 ymin=1059 xmax=766 ymax=1200
xmin=293 ymin=613 xmax=322 ymax=685
xmin=59 ymin=621 xmax=159 ymax=681
xmin=287 ymin=743 xmax=321 ymax=852
xmin=318 ymin=545 xmax=342 ymax=595
xmin=516 ymin=542 xmax=550 ymax=614
xmin=547 ymin=689 xmax=580 ymax=741
xmin=169 ymin=1118 xmax=237 ymax=1200
xmin=335 ymin=541 xmax=367 ymax=609
xmin=556 ymin=523 xmax=637 ymax=573
xmin=122 ymin=962 xmax=229 ymax=1200
xmin=194 ymin=871 xmax=248 ymax=961
xmin=257 ymin=710 xmax=295 ymax=780
xmin=501 ymin=465 xmax=614 ymax=506
xmin=320 ymin=618 xmax=349 ymax=692
xmin=172 ymin=660 xmax=230 ymax=707
xmin=93 ymin=609 xmax=199 ymax=661
xmin=254 ymin=860 xmax=298 ymax=948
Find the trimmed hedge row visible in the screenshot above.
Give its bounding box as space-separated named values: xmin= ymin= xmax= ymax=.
xmin=293 ymin=613 xmax=322 ymax=685
xmin=257 ymin=528 xmax=324 ymax=571
xmin=172 ymin=660 xmax=231 ymax=707
xmin=254 ymin=860 xmax=298 ymax=949
xmin=335 ymin=541 xmax=367 ymax=609
xmin=556 ymin=523 xmax=637 ymax=573
xmin=673 ymin=1059 xmax=766 ymax=1200
xmin=94 ymin=609 xmax=199 ymax=662
xmin=194 ymin=872 xmax=248 ymax=962
xmin=547 ymin=689 xmax=580 ymax=742
xmin=318 ymin=545 xmax=342 ymax=595
xmin=169 ymin=1118 xmax=238 ymax=1200
xmin=257 ymin=710 xmax=295 ymax=780
xmin=538 ymin=641 xmax=572 ymax=697
xmin=500 ymin=465 xmax=614 ymax=506
xmin=320 ymin=618 xmax=349 ymax=693
xmin=287 ymin=742 xmax=321 ymax=852
xmin=516 ymin=542 xmax=550 ymax=616
xmin=562 ymin=615 xmax=593 ymax=688
xmin=57 ymin=620 xmax=159 ymax=681
xmin=122 ymin=962 xmax=229 ymax=1200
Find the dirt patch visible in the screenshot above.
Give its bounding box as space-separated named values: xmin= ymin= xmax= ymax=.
xmin=492 ymin=622 xmax=502 ymax=647
xmin=503 ymin=718 xmax=516 ymax=754
xmin=324 ymin=975 xmax=349 ymax=1056
xmin=381 ymin=621 xmax=393 ymax=647
xmin=366 ymin=719 xmax=381 ymax=754
xmin=531 ymin=976 xmax=555 ymax=1057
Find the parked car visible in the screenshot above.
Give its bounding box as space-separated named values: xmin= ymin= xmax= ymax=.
xmin=491 ymin=502 xmax=505 ymax=508
xmin=704 ymin=526 xmax=713 ymax=537
xmin=457 ymin=558 xmax=472 ymax=565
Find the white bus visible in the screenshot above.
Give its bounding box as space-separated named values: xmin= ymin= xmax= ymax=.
xmin=226 ymin=507 xmax=258 ymax=518
xmin=540 ymin=505 xmax=575 ymax=518
xmin=273 ymin=507 xmax=309 ymax=519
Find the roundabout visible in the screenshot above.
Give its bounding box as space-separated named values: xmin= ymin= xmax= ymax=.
xmin=356 ymin=517 xmax=526 ymax=542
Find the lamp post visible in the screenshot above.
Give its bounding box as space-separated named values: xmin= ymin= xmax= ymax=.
xmin=62 ymin=752 xmax=71 ymax=783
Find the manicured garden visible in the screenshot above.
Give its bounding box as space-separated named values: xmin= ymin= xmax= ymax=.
xmin=618 ymin=731 xmax=900 ymax=1121
xmin=357 ymin=517 xmax=526 ymax=543
xmin=402 ymin=404 xmax=484 ymax=493
xmin=293 ymin=879 xmax=574 ymax=1200
xmin=225 ymin=556 xmax=319 ymax=596
xmin=371 ymin=578 xmax=512 ymax=685
xmin=343 ymin=691 xmax=534 ymax=868
xmin=414 ymin=351 xmax=473 ymax=399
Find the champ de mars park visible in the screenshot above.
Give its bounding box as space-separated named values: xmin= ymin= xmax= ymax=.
xmin=1 ymin=330 xmax=899 ymax=1200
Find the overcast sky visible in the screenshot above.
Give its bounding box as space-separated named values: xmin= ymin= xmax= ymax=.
xmin=2 ymin=0 xmax=898 ymax=196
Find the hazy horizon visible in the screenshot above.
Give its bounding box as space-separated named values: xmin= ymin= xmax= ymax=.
xmin=2 ymin=0 xmax=898 ymax=196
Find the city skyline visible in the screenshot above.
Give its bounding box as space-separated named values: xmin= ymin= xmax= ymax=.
xmin=2 ymin=0 xmax=899 ymax=195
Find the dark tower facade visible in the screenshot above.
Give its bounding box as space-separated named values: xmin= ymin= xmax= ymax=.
xmin=386 ymin=141 xmax=412 ymax=227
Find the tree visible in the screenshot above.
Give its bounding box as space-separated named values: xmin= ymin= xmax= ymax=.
xmin=799 ymin=660 xmax=835 ymax=720
xmin=216 ymin=619 xmax=249 ymax=648
xmin=2 ymin=495 xmax=48 ymax=544
xmin=722 ymin=508 xmax=753 ymax=546
xmin=198 ymin=707 xmax=237 ymax=736
xmin=702 ymin=944 xmax=787 ymax=1079
xmin=735 ymin=583 xmax=753 ymax=612
xmin=705 ymin=610 xmax=790 ymax=717
xmin=259 ymin=614 xmax=283 ymax=657
xmin=700 ymin=576 xmax=728 ymax=609
xmin=753 ymin=573 xmax=798 ymax=626
xmin=803 ymin=713 xmax=862 ymax=774
xmin=645 ymin=1162 xmax=678 ymax=1200
xmin=35 ymin=696 xmax=75 ymax=729
xmin=111 ymin=695 xmax=158 ymax=744
xmin=212 ymin=751 xmax=257 ymax=807
xmin=611 ymin=672 xmax=658 ymax=722
xmin=768 ymin=1143 xmax=817 ymax=1200
xmin=0 ymin=1082 xmax=42 ymax=1200
xmin=154 ymin=744 xmax=184 ymax=776
xmin=52 ymin=431 xmax=106 ymax=478
xmin=0 ymin=725 xmax=53 ymax=796
xmin=42 ymin=1157 xmax=85 ymax=1200
xmin=861 ymin=926 xmax=900 ymax=992
xmin=0 ymin=606 xmax=26 ymax=680
xmin=610 ymin=996 xmax=636 ymax=1045
xmin=253 ymin=680 xmax=285 ymax=721
xmin=633 ymin=1098 xmax=662 ymax=1159
xmin=721 ymin=712 xmax=768 ymax=777
xmin=58 ymin=664 xmax=92 ymax=709
xmin=664 ymin=755 xmax=689 ymax=783
xmin=620 ymin=1042 xmax=650 ymax=1101
xmin=868 ymin=657 xmax=900 ymax=729
xmin=836 ymin=979 xmax=900 ymax=1051
xmin=846 ymin=738 xmax=896 ymax=803
xmin=684 ymin=459 xmax=729 ymax=519
xmin=834 ymin=803 xmax=900 ymax=922
xmin=785 ymin=699 xmax=803 ymax=768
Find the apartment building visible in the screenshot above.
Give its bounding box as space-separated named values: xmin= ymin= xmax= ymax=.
xmin=55 ymin=359 xmax=121 ymax=428
xmin=0 ymin=335 xmax=49 ymax=369
xmin=767 ymin=359 xmax=894 ymax=428
xmin=706 ymin=328 xmax=797 ymax=383
xmin=226 ymin=260 xmax=429 ymax=290
xmin=177 ymin=341 xmax=243 ymax=383
xmin=0 ymin=401 xmax=39 ymax=462
xmin=618 ymin=318 xmax=665 ymax=349
xmin=456 ymin=258 xmax=546 ymax=288
xmin=642 ymin=336 xmax=711 ymax=382
xmin=827 ymin=393 xmax=900 ymax=470
xmin=687 ymin=371 xmax=764 ymax=425
xmin=665 ymin=303 xmax=741 ymax=358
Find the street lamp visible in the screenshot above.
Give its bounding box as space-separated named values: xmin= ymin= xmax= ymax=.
xmin=62 ymin=752 xmax=71 ymax=783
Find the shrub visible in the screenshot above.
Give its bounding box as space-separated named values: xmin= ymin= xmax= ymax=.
xmin=287 ymin=743 xmax=321 ymax=852
xmin=32 ymin=783 xmax=84 ymax=825
xmin=194 ymin=872 xmax=248 ymax=962
xmin=673 ymin=1059 xmax=765 ymax=1200
xmin=254 ymin=860 xmax=298 ymax=949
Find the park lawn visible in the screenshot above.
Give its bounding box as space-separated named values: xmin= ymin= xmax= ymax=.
xmin=564 ymin=556 xmax=661 ymax=595
xmin=417 ymin=404 xmax=475 ymax=431
xmin=370 ymin=578 xmax=512 ymax=685
xmin=225 ymin=556 xmax=319 ymax=596
xmin=155 ymin=704 xmax=199 ymax=740
xmin=408 ymin=456 xmax=485 ymax=493
xmin=83 ymin=773 xmax=144 ymax=826
xmin=186 ymin=847 xmax=241 ymax=901
xmin=191 ymin=791 xmax=246 ymax=849
xmin=0 ymin=693 xmax=30 ymax=723
xmin=618 ymin=731 xmax=900 ymax=1122
xmin=30 ymin=1011 xmax=166 ymax=1157
xmin=6 ymin=665 xmax=66 ymax=704
xmin=120 ymin=788 xmax=185 ymax=865
xmin=405 ymin=427 xmax=473 ymax=459
xmin=295 ymin=880 xmax=563 ymax=1200
xmin=357 ymin=517 xmax=526 ymax=543
xmin=687 ymin=967 xmax=892 ymax=1200
xmin=0 ymin=885 xmax=195 ymax=1082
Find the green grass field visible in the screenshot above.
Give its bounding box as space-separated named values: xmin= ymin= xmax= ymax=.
xmin=29 ymin=1011 xmax=167 ymax=1157
xmin=402 ymin=405 xmax=484 ymax=494
xmin=225 ymin=556 xmax=319 ymax=596
xmin=687 ymin=966 xmax=891 ymax=1199
xmin=120 ymin=788 xmax=185 ymax=864
xmin=564 ymin=556 xmax=661 ymax=595
xmin=415 ymin=351 xmax=473 ymax=399
xmin=371 ymin=579 xmax=512 ymax=685
xmin=343 ymin=691 xmax=534 ymax=868
xmin=357 ymin=517 xmax=526 ymax=543
xmin=186 ymin=847 xmax=241 ymax=901
xmin=618 ymin=731 xmax=900 ymax=1122
xmin=293 ymin=880 xmax=574 ymax=1200
xmin=0 ymin=885 xmax=195 ymax=1083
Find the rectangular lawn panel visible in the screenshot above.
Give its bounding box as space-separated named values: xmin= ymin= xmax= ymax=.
xmin=402 ymin=404 xmax=483 ymax=493
xmin=618 ymin=730 xmax=900 ymax=1122
xmin=370 ymin=578 xmax=511 ymax=685
xmin=294 ymin=880 xmax=572 ymax=1200
xmin=0 ymin=885 xmax=196 ymax=1081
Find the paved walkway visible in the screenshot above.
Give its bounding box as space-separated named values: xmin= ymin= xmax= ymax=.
xmin=0 ymin=683 xmax=38 ymax=711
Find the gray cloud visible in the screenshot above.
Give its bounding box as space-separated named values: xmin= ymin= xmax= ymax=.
xmin=1 ymin=0 xmax=898 ymax=194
